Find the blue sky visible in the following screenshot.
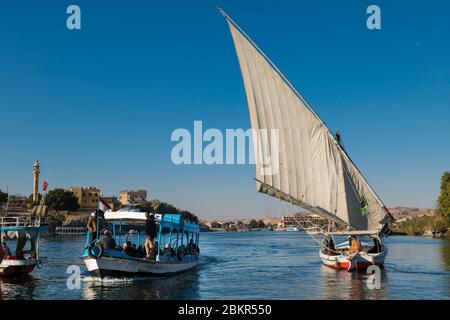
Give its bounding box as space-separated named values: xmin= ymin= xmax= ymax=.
xmin=0 ymin=0 xmax=449 ymax=219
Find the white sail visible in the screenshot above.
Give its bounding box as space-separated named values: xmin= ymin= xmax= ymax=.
xmin=222 ymin=10 xmax=390 ymax=231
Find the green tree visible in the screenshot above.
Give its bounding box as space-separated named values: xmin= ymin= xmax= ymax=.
xmin=210 ymin=221 xmax=221 ymax=229
xmin=221 ymin=221 xmax=231 ymax=230
xmin=44 ymin=189 xmax=80 ymax=212
xmin=256 ymin=219 xmax=266 ymax=229
xmin=45 ymin=212 xmax=67 ymax=232
xmin=179 ymin=210 xmax=199 ymax=224
xmin=437 ymin=171 xmax=450 ymax=221
xmin=0 ymin=189 xmax=8 ymax=205
xmin=27 ymin=194 xmax=42 ymax=208
xmin=137 ymin=199 xmax=199 ymax=223
xmin=248 ymin=219 xmax=258 ymax=229
xmin=137 ymin=200 xmax=154 ymax=213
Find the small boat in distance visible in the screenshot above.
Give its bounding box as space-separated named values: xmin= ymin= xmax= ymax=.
xmin=285 ymin=226 xmax=300 ymax=232
xmin=219 ymin=8 xmax=393 ymax=271
xmin=0 ymin=215 xmax=46 ymax=277
xmin=304 ymin=227 xmax=323 ymax=236
xmin=83 ymin=210 xmax=200 ymax=279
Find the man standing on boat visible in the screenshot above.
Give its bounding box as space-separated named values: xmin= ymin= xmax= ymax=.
xmin=86 ymin=209 xmax=105 ymax=244
xmin=144 ymin=212 xmax=157 ymax=259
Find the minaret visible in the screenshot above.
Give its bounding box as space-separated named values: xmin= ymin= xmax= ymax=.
xmin=33 ymin=159 xmax=40 ymax=202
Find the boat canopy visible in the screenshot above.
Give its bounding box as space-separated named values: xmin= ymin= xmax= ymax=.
xmin=159 ymin=214 xmax=200 ymax=234
xmin=103 ymin=210 xmax=161 ymax=223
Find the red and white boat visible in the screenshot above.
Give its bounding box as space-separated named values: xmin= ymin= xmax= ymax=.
xmin=319 ymin=231 xmax=387 ymax=271
xmin=0 ymin=216 xmax=45 ymax=277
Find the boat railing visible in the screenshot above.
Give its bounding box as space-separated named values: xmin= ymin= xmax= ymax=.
xmin=0 ymin=215 xmax=41 ymax=228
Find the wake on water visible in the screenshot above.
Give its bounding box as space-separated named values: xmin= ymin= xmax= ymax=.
xmin=384 ymin=263 xmax=448 ymax=276
xmin=80 ymin=256 xmax=217 ymax=284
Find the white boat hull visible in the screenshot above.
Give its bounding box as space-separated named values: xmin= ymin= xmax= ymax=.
xmin=83 ymin=256 xmax=199 ymax=279
xmin=319 ymin=247 xmax=387 ymax=271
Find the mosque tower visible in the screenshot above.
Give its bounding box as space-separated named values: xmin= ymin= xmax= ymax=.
xmin=33 ymin=159 xmax=40 ymax=202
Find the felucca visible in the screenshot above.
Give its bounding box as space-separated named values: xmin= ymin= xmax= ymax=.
xmin=219 ymin=8 xmax=393 ymax=271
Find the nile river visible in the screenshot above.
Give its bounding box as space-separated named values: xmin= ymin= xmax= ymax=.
xmin=0 ymin=232 xmax=449 ymax=299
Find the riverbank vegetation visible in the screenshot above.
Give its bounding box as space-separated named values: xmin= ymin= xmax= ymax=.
xmin=44 ymin=189 xmax=80 ymax=212
xmin=137 ymin=199 xmax=199 ymax=223
xmin=392 ymin=214 xmax=449 ymax=237
xmin=392 ymin=171 xmax=450 ymax=238
xmin=207 ymin=219 xmax=275 ymax=232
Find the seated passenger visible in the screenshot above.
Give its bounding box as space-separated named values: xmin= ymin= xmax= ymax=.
xmin=192 ymin=243 xmax=199 ymax=256
xmin=348 ymin=236 xmax=362 ymax=255
xmin=2 ymin=242 xmax=12 ymax=256
xmin=178 ymin=244 xmax=186 ymax=257
xmin=322 ymin=237 xmax=337 ymax=256
xmin=123 ymin=241 xmax=134 ymax=256
xmin=131 ymin=243 xmax=137 ymax=256
xmin=187 ymin=239 xmax=194 ymax=255
xmin=0 ymin=245 xmax=4 ymax=261
xmin=101 ymin=230 xmax=116 ymax=249
xmin=164 ymin=243 xmax=170 ymax=256
xmin=149 ymin=241 xmax=158 ymax=260
xmin=136 ymin=245 xmax=144 ymax=258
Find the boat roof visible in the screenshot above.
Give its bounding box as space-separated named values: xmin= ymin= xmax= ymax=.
xmin=104 ymin=211 xmax=200 ymax=233
xmin=325 ymin=230 xmax=380 ymax=236
xmin=104 ymin=210 xmax=161 ymax=222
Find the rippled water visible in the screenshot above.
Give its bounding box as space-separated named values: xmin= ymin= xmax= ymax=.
xmin=0 ymin=232 xmax=449 ymax=300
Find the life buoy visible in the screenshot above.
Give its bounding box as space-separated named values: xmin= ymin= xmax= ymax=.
xmin=87 ymin=242 xmax=104 ymax=259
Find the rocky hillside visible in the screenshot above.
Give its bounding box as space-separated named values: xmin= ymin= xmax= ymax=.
xmin=389 ymin=207 xmax=435 ymax=221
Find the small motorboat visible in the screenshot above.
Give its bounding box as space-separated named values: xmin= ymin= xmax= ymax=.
xmin=0 ymin=216 xmax=46 ymax=277
xmin=319 ymin=231 xmax=387 ymax=271
xmin=285 ymin=226 xmax=300 ymax=232
xmin=304 ymin=227 xmax=323 ymax=235
xmin=83 ymin=210 xmax=200 ymax=279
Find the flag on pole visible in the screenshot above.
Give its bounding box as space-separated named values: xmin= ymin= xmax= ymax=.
xmin=43 ymin=181 xmax=49 ymax=192
xmin=99 ymin=196 xmax=112 ymax=212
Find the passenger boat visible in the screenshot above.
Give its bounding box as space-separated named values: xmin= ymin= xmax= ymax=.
xmin=0 ymin=216 xmax=46 ymax=277
xmin=82 ymin=210 xmax=200 ymax=279
xmin=219 ymin=8 xmax=393 ymax=271
xmin=285 ymin=226 xmax=300 ymax=232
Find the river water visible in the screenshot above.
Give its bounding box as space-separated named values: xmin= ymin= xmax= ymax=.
xmin=0 ymin=232 xmax=449 ymax=300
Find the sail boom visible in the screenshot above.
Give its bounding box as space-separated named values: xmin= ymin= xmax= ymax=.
xmin=256 ymin=179 xmax=354 ymax=230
